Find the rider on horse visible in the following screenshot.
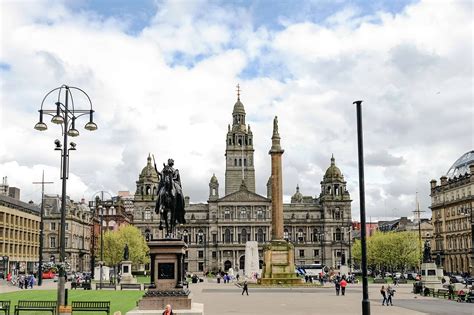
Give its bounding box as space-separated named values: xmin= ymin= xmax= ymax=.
xmin=154 ymin=158 xmax=186 ymax=236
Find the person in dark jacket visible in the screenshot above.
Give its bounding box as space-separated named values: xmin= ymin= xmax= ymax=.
xmin=335 ymin=279 xmax=341 ymax=296
xmin=242 ymin=281 xmax=249 ymax=295
xmin=381 ymin=285 xmax=388 ymax=306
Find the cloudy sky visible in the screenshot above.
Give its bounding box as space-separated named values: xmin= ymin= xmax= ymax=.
xmin=0 ymin=0 xmax=472 ymax=220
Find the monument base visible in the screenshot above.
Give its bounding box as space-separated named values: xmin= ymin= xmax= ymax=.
xmin=138 ymin=289 xmax=191 ymax=310
xmin=421 ymin=262 xmax=442 ymax=289
xmin=260 ymin=240 xmax=302 ymax=285
xmin=126 ymin=302 xmax=204 ymax=315
xmin=121 ymin=260 xmax=137 ymax=284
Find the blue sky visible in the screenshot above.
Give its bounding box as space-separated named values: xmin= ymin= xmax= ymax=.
xmin=0 ymin=0 xmax=471 ymax=219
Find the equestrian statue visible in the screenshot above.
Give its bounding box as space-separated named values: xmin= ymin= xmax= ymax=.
xmin=153 ymin=156 xmax=186 ymax=237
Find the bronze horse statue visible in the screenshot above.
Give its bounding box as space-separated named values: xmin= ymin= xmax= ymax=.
xmin=154 ymin=158 xmax=186 ymax=237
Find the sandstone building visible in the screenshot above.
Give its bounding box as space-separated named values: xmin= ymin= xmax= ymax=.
xmin=430 ymin=150 xmax=473 ymax=274
xmin=132 ymin=93 xmax=352 ymax=273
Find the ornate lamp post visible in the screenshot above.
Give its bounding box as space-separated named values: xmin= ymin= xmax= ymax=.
xmin=34 ymin=85 xmax=97 ymax=307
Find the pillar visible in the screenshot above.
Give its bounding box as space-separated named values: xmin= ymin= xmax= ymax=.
xmin=269 ymin=116 xmax=284 ymax=240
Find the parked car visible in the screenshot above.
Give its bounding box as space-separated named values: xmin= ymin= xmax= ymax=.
xmin=450 ymin=275 xmax=465 ymax=284
xmin=42 ymin=271 xmax=55 ymax=279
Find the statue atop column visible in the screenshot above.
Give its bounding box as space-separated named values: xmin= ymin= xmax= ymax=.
xmin=423 ymin=240 xmax=431 ymax=263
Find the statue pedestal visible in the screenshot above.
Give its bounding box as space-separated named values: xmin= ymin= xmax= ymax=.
xmin=121 ymin=260 xmax=137 ymax=284
xmin=421 ymin=262 xmax=442 ymax=289
xmin=127 ymin=239 xmax=203 ymax=315
xmin=260 ymin=240 xmax=301 ymax=285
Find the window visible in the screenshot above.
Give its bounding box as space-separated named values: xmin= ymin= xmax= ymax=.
xmin=334 ymin=228 xmax=342 ymax=241
xmin=50 ymin=236 xmax=56 ymax=248
xmin=51 ymin=222 xmax=56 ymax=230
xmin=284 ymin=229 xmax=289 ymax=241
xmin=240 ymin=208 xmax=247 ymax=219
xmin=144 ymin=210 xmax=151 ymax=220
xmin=224 ymin=229 xmax=232 ymax=243
xmin=299 ymin=250 xmax=305 ymax=258
xmin=257 ymin=209 xmax=263 ymax=220
xmin=212 ymin=251 xmax=217 ymax=259
xmin=65 ymin=237 xmax=69 ymax=248
xmin=312 ymin=229 xmax=319 ymax=242
xmin=197 ymin=229 xmax=204 ymax=243
xmin=240 ymin=228 xmax=248 ymax=243
xmin=257 ymin=228 xmax=264 ymax=243
xmin=224 ymin=208 xmax=231 ymax=220
xmin=212 ymin=234 xmax=217 ymax=244
xmin=297 ymin=229 xmax=304 ymax=243
xmin=313 ymin=249 xmax=320 ymax=256
xmin=65 ymin=223 xmax=69 ymax=230
xmin=334 ymin=208 xmax=341 ymax=220
xmin=198 ymin=251 xmax=204 ymax=258
xmin=185 ymin=251 xmax=189 ymax=258
xmin=183 ymin=230 xmax=189 ymax=244
xmin=198 ymin=262 xmax=204 ymax=272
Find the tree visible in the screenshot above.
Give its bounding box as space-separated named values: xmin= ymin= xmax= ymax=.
xmin=351 ymin=231 xmax=421 ymax=273
xmin=99 ymin=225 xmax=149 ymax=267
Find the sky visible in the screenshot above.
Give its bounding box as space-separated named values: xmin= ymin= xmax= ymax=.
xmin=0 ymin=0 xmax=472 ymax=220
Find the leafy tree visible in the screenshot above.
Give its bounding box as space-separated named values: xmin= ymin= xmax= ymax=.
xmin=99 ymin=225 xmax=149 ymax=267
xmin=351 ymin=231 xmax=421 ymax=273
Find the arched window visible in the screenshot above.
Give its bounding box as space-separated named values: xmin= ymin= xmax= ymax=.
xmin=284 ymin=229 xmax=289 ymax=241
xmin=197 ymin=229 xmax=204 ymax=244
xmin=334 ymin=208 xmax=341 ymax=220
xmin=240 ymin=208 xmax=247 ymax=219
xmin=257 ymin=228 xmax=264 ymax=243
xmin=297 ymin=229 xmax=304 ymax=243
xmin=240 ymin=228 xmax=248 ymax=243
xmin=145 ymin=210 xmax=151 ymax=220
xmin=224 ymin=229 xmax=232 ymax=243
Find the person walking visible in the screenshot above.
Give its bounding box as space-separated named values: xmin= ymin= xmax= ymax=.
xmin=381 ymin=285 xmax=388 ymax=306
xmin=340 ymin=277 xmax=347 ymax=296
xmin=335 ymin=279 xmax=341 ymax=296
xmin=386 ymin=285 xmax=394 ymax=306
xmin=241 ymin=281 xmax=249 ymax=296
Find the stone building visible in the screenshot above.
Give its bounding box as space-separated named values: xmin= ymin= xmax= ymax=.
xmin=0 ymin=191 xmax=40 ymax=274
xmin=430 ymin=150 xmax=473 ymax=274
xmin=42 ymin=195 xmax=92 ymax=272
xmin=131 ymin=93 xmax=352 ymax=274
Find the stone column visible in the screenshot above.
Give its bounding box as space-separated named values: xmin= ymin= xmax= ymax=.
xmin=269 ymin=116 xmax=284 ymax=240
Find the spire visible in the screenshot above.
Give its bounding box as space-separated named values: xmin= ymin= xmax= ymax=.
xmin=296 ymin=184 xmax=300 ymax=192
xmin=269 ymin=116 xmax=284 ymax=153
xmin=147 ymin=153 xmax=152 ymax=165
xmin=236 ymin=83 xmax=241 ymax=101
xmin=331 ymin=154 xmax=335 ymax=166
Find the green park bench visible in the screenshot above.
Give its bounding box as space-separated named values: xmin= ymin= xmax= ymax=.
xmin=0 ymin=301 xmax=10 ymax=315
xmin=71 ymin=301 xmax=110 ymax=315
xmin=437 ymin=288 xmax=449 ymax=298
xmin=96 ymin=283 xmax=116 ymax=290
xmin=14 ymin=300 xmax=56 ymax=315
xmin=120 ymin=283 xmax=141 ymax=290
xmin=373 ymin=278 xmax=387 ymax=284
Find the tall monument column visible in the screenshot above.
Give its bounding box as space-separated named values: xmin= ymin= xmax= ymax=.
xmin=269 ymin=116 xmax=284 ymax=240
xmin=261 ymin=116 xmax=300 ymax=285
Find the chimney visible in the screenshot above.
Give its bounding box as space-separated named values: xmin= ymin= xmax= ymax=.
xmin=430 ymin=179 xmax=437 ymax=189
xmin=440 ymin=176 xmax=448 ymax=185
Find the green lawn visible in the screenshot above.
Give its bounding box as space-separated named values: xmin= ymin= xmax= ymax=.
xmin=136 ymin=275 xmax=150 ymax=284
xmin=0 ymin=289 xmax=144 ymax=314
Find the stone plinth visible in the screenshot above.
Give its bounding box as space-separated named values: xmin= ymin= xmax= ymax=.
xmin=421 ymin=262 xmax=442 ymax=289
xmin=244 ymin=241 xmax=259 ymax=278
xmin=94 ymin=265 xmax=110 ymax=281
xmin=121 ymin=260 xmax=137 ymax=284
xmin=134 ymin=239 xmax=194 ymax=313
xmin=260 ymin=240 xmax=301 ymax=285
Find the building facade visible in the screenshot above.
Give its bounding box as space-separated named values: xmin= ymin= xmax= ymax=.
xmin=430 ymin=151 xmax=473 ymax=275
xmin=0 ymin=193 xmax=40 ymax=275
xmin=131 ymin=94 xmax=352 ymax=274
xmin=42 ymin=195 xmax=93 ymax=272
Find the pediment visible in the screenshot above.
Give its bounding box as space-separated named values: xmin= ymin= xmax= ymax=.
xmin=218 ymin=189 xmax=270 ymax=203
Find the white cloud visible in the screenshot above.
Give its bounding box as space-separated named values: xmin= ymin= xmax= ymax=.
xmin=0 ymin=0 xmax=472 ymax=220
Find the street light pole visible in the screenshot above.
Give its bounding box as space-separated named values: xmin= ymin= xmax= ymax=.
xmin=354 ymin=100 xmax=370 ymax=315
xmin=33 ymin=171 xmax=53 ymax=286
xmin=34 ymin=85 xmax=97 ymax=307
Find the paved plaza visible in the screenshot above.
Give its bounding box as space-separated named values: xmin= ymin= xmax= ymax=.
xmin=1 ymin=279 xmax=473 ymax=314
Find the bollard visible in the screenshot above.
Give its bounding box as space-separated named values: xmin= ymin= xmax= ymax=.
xmin=65 ymin=288 xmax=68 ymax=305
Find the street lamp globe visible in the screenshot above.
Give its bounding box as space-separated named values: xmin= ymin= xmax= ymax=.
xmin=67 ymin=128 xmax=79 ymax=137
xmin=85 ymin=121 xmax=98 ymax=131
xmin=51 ymin=103 xmax=65 ymax=124
xmin=34 ymin=121 xmax=48 ymax=131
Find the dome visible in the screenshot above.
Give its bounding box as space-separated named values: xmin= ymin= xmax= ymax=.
xmin=446 ymin=150 xmax=474 ymax=178
xmin=291 ymin=185 xmax=303 ymax=203
xmin=140 ymin=154 xmax=158 ymax=180
xmin=210 ymin=173 xmax=218 ymax=184
xmin=233 ymin=99 xmax=245 ymax=114
xmin=324 ymin=155 xmax=343 ymax=179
